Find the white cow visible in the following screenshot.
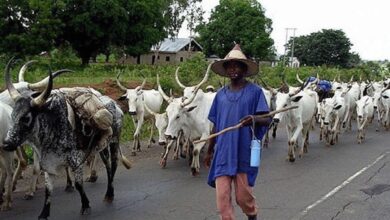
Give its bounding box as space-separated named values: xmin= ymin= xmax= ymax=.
xmin=117 ymin=72 xmax=163 ymax=155
xmin=273 ymin=85 xmax=318 ymax=162
xmin=0 ymin=102 xmax=16 ymax=211
xmin=160 ymin=66 xmax=215 ymax=175
xmin=380 ymin=87 xmax=390 ymax=130
xmin=321 ymin=95 xmax=347 ymax=146
xmin=356 ymin=95 xmax=374 ymax=143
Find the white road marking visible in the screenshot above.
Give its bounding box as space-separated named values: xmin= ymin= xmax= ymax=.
xmin=293 ymin=151 xmax=390 ymax=220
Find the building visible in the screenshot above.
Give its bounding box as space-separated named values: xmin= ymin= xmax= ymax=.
xmin=120 ymin=38 xmax=203 ymax=65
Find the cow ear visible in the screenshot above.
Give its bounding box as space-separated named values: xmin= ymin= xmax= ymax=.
xmin=186 ymin=105 xmax=197 ymax=112
xmin=118 ymin=95 xmax=127 ymax=101
xmin=334 ymin=105 xmax=342 ymax=110
xmin=291 ymin=95 xmax=303 ymax=102
xmin=383 ymin=95 xmax=389 ymax=99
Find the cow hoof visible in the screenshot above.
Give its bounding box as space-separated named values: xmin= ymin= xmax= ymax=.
xmin=104 ymin=196 xmax=114 ymax=203
xmin=131 ymin=152 xmax=136 ymax=156
xmin=23 ymin=193 xmax=34 ymax=200
xmin=1 ymin=204 xmax=11 ymax=211
xmin=80 ymin=207 xmax=91 ymax=215
xmin=289 ymin=157 xmax=295 ymax=163
xmin=160 ymin=159 xmax=167 ymax=168
xmin=191 ymin=168 xmax=199 ymax=176
xmin=86 ymin=175 xmax=98 ymax=183
xmin=180 ymin=153 xmax=186 ymax=159
xmin=65 ymin=185 xmax=75 ymax=192
xmin=173 ymin=155 xmax=178 ymax=160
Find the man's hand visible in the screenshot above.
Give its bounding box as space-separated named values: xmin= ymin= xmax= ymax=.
xmin=239 ymin=115 xmax=253 ymax=127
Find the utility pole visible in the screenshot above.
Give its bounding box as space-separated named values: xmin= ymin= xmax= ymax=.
xmin=283 ymin=28 xmax=297 ymax=67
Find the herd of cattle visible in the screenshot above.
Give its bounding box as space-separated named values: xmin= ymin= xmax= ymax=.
xmin=0 ymin=59 xmax=390 ymax=219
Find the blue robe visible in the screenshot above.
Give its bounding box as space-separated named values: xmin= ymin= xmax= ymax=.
xmin=207 ymin=82 xmax=269 ymax=188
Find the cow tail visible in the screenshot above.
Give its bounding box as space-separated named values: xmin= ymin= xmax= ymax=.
xmin=119 ymin=145 xmax=132 ymax=169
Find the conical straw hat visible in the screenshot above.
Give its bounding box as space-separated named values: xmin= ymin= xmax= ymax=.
xmin=211 ymin=44 xmax=259 ymax=77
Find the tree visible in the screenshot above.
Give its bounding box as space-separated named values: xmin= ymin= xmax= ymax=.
xmin=287 ymin=29 xmax=357 ymax=68
xmin=196 ymin=0 xmax=274 ymax=60
xmin=0 ymin=0 xmax=62 ymax=58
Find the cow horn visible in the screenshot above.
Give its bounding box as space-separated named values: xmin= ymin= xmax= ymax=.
xmin=136 ymin=77 xmax=147 ymax=91
xmin=116 ymin=70 xmax=128 ymax=91
xmin=296 ymin=72 xmax=304 ymax=84
xmin=31 ymin=69 xmax=53 ymax=107
xmin=181 ymin=89 xmax=199 ymax=107
xmin=18 ymin=60 xmax=37 ymax=82
xmin=144 ymin=102 xmax=157 ymax=116
xmin=194 ymin=64 xmax=211 ymax=91
xmin=157 ymin=74 xmax=172 ymax=102
xmin=5 ymin=58 xmax=22 ymax=101
xmin=349 ymin=75 xmax=354 ymax=83
xmin=28 ymin=69 xmax=73 ymax=91
xmin=174 ymin=67 xmax=186 ymax=89
xmin=260 ymin=78 xmax=277 ymax=95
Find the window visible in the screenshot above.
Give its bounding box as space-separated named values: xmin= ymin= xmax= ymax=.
xmin=180 ymin=57 xmax=184 ymax=62
xmin=166 ymin=56 xmax=170 ymax=62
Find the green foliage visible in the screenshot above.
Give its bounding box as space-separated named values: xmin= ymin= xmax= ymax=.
xmin=197 ymin=0 xmax=274 ymax=60
xmin=287 ymin=29 xmax=360 ymax=68
xmin=0 ymin=0 xmax=62 ymax=58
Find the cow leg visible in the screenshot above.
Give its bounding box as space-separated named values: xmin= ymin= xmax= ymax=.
xmin=73 ymin=167 xmax=91 ymax=215
xmin=109 ymin=142 xmax=119 ymax=182
xmin=38 ymin=172 xmax=54 ymax=220
xmin=0 ymin=152 xmax=14 ymax=211
xmin=160 ymin=140 xmax=174 ymax=168
xmin=272 ymin=124 xmax=278 ymax=139
xmin=263 ymin=130 xmax=269 ymax=148
xmin=0 ymin=166 xmax=5 ymax=204
xmin=65 ymin=166 xmax=75 ymax=192
xmin=173 ymin=131 xmax=183 ymax=160
xmin=24 ymin=152 xmax=40 ymax=200
xmin=99 ymin=148 xmax=114 ymax=203
xmin=85 ymin=155 xmax=98 ymax=183
xmin=191 ymin=134 xmax=209 ymax=175
xmin=147 ymin=119 xmax=155 ymax=148
xmin=12 ymin=147 xmax=27 ymax=190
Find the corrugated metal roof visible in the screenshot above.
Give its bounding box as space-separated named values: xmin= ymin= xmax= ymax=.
xmin=152 ymin=38 xmax=203 ymax=53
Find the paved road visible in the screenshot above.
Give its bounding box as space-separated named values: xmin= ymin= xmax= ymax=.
xmin=1 ymin=122 xmax=390 ymax=220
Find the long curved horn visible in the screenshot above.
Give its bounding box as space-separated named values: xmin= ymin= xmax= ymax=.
xmin=5 ymin=58 xmax=22 ymax=101
xmin=337 ymin=73 xmax=341 ymax=82
xmin=116 ymin=70 xmax=128 ymax=91
xmin=260 ymin=78 xmax=277 ymax=95
xmin=144 ymin=102 xmax=157 ymax=116
xmin=31 ymin=69 xmax=53 ymax=107
xmin=296 ymin=72 xmax=304 ymax=84
xmin=136 ymin=78 xmax=147 ymax=91
xmin=28 ymin=69 xmax=73 ymax=91
xmin=194 ymin=64 xmax=211 ymax=91
xmin=181 ymin=88 xmax=199 ymax=107
xmin=18 ymin=60 xmax=37 ymax=82
xmin=157 ymin=74 xmax=171 ymax=102
xmin=349 ymin=75 xmax=354 ymax=83
xmin=174 ymin=67 xmax=186 ymax=88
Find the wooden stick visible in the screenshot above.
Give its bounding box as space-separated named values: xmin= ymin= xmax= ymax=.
xmin=193 ymin=106 xmax=298 ymax=144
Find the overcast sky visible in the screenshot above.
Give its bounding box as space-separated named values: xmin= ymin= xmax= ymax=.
xmin=178 ymin=0 xmax=390 ymax=61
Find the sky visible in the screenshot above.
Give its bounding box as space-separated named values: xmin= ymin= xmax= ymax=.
xmin=178 ymin=0 xmax=390 ymax=61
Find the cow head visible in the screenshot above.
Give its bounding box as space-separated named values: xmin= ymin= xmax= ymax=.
xmin=3 ymin=59 xmax=53 ymax=151
xmin=322 ymin=98 xmax=343 ymax=125
xmin=116 ymin=71 xmax=146 ymax=115
xmin=356 ymin=96 xmax=372 ymax=121
xmin=164 ymin=100 xmax=197 ymax=139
